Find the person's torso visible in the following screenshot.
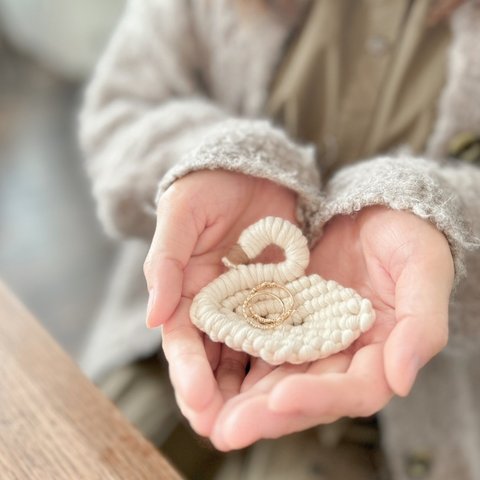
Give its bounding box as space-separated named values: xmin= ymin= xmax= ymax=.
xmin=191 ymin=0 xmax=479 ymax=170
xmin=266 ymin=0 xmax=451 ymax=176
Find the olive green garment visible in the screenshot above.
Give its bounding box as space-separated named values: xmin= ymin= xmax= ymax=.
xmin=267 ymin=0 xmax=451 ymax=178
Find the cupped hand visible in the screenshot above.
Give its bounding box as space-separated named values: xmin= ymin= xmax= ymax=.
xmin=143 ymin=170 xmax=297 ymax=437
xmin=208 ymin=206 xmax=455 ymax=451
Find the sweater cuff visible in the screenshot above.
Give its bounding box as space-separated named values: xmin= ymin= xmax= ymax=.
xmin=157 ymin=118 xmax=323 ymax=241
xmin=319 ymin=155 xmax=477 ymax=281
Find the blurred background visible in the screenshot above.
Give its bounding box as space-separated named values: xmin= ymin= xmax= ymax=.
xmin=0 ymin=0 xmax=125 ymax=357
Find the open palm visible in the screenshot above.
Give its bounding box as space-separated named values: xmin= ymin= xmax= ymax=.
xmin=144 ymin=170 xmax=299 ymax=436
xmin=207 ymin=205 xmax=454 ymax=450
xmin=146 ymin=172 xmax=454 ymax=451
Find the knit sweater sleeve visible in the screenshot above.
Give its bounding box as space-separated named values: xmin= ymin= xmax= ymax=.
xmin=79 ymin=0 xmax=321 ymax=240
xmin=316 ymin=154 xmax=480 ymax=348
xmin=318 ymin=155 xmax=479 ymax=280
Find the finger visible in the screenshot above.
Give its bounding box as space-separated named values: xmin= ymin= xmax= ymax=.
xmin=215 ymin=346 xmax=249 ymax=401
xmin=239 ymin=362 xmax=308 ymax=398
xmin=204 ymin=335 xmax=221 ymax=371
xmin=240 ymin=353 xmax=349 ymax=395
xmin=144 ymin=187 xmax=204 ymax=327
xmin=240 ymin=358 xmax=275 ymax=392
xmin=213 ymin=362 xmax=309 ymax=429
xmin=211 ymin=395 xmax=336 ymax=451
xmin=173 ymin=389 xmax=219 ymax=437
xmin=306 ymin=352 xmax=351 ymax=375
xmin=268 ymin=343 xmax=392 ymax=417
xmin=210 ymin=355 xmax=349 ymax=449
xmin=162 ymin=298 xmax=223 ymax=416
xmin=384 ymin=253 xmax=453 ymax=396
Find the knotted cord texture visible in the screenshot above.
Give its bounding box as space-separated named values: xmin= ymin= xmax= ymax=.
xmin=191 ymin=217 xmax=375 ymax=365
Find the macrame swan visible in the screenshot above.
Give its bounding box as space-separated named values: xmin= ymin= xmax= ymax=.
xmin=190 ymin=217 xmax=375 ymax=365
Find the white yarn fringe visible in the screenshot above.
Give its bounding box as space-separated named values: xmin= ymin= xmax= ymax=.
xmin=190 ymin=217 xmax=375 ymax=365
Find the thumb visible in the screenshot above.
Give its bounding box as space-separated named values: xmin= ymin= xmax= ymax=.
xmin=384 ymin=248 xmax=454 ymax=396
xmin=144 ymin=186 xmax=204 ymax=327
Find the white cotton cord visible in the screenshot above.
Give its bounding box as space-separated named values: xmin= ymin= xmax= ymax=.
xmin=229 ymin=216 xmax=310 ymax=283
xmin=191 ymin=217 xmax=375 ymax=365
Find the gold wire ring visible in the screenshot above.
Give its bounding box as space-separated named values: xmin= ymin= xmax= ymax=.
xmin=242 ymin=281 xmax=295 ymax=329
xmin=246 ymin=291 xmax=286 ymax=324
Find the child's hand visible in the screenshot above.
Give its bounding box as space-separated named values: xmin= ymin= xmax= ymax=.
xmin=208 ymin=206 xmax=454 ymax=450
xmin=143 ymin=170 xmax=298 ymax=436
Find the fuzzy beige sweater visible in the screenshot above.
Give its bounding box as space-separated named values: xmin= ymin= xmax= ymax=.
xmin=79 ymin=1 xmax=480 ymax=479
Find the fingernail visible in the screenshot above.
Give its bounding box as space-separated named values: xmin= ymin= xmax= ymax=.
xmin=146 ymin=289 xmax=156 ymax=328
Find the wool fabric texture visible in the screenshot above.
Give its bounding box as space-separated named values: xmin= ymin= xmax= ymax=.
xmin=79 ymin=1 xmax=480 ymax=478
